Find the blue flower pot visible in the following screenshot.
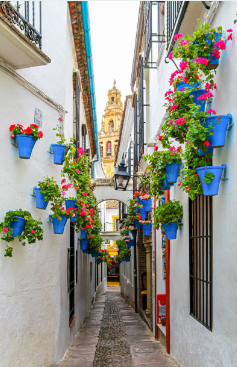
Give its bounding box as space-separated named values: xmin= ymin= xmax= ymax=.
xmin=65 ymin=199 xmax=77 ymax=209
xmin=92 ymin=251 xmax=99 ymax=258
xmin=34 ymin=187 xmax=48 ymax=210
xmin=143 ymin=223 xmax=152 ymax=236
xmin=70 ymin=215 xmax=77 ymax=223
xmin=142 ymin=199 xmax=151 ymax=212
xmin=139 ymin=207 xmax=148 ymax=219
xmin=190 ymin=89 xmax=206 ymax=112
xmin=51 ymin=215 xmax=68 ymax=234
xmin=162 ymin=177 xmax=171 ymax=190
xmin=125 ymin=256 xmax=130 ymax=262
xmin=162 ymin=222 xmax=178 ymax=240
xmin=131 ymin=229 xmax=137 ymax=238
xmin=51 ymin=144 xmax=68 ymax=165
xmin=97 ymin=259 xmax=103 ymax=265
xmin=135 ymin=220 xmax=141 ymax=229
xmin=176 ymin=82 xmax=200 ymax=91
xmin=15 ymin=134 xmax=37 ymax=159
xmin=196 ymin=165 xmax=226 ymax=196
xmin=80 ymin=239 xmax=88 ymax=251
xmin=126 ymin=240 xmax=132 ymax=249
xmin=138 ymin=198 xmax=142 ymax=205
xmin=166 ymin=163 xmax=181 ymax=183
xmin=80 ymin=229 xmax=88 ymax=239
xmin=10 ymin=216 xmax=26 ymax=237
xmin=206 ymin=32 xmax=221 ymax=70
xmin=202 ymin=115 xmax=231 ymax=148
xmin=198 ymin=146 xmax=214 ymax=156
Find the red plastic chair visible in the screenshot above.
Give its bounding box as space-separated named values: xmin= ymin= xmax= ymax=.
xmin=157 ymin=294 xmax=166 ymax=324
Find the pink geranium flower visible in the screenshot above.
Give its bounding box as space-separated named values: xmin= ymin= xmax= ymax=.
xmin=76 ymin=170 xmax=80 ymax=174
xmin=195 ymin=58 xmax=208 ymax=65
xmin=180 ymin=39 xmax=189 ymax=46
xmin=180 ymin=61 xmax=188 ymax=72
xmin=169 ymin=104 xmax=178 ymax=111
xmin=214 ymin=40 xmax=226 ymax=50
xmin=62 ymin=191 xmax=66 ymax=196
xmin=204 ymin=141 xmax=210 ymax=147
xmin=227 ymin=29 xmax=233 ymax=32
xmin=3 ymin=228 xmax=8 ymax=233
xmin=77 ymin=147 xmax=85 ymax=156
xmin=154 ymin=146 xmax=158 ymax=151
xmin=168 ymin=53 xmax=173 ymax=60
xmin=207 ymin=109 xmax=216 ymax=115
xmin=174 ymin=33 xmax=183 ymax=42
xmin=31 ymin=230 xmax=35 ymax=234
xmin=197 ymin=92 xmax=214 ymax=101
xmin=58 ymin=117 xmax=63 ymax=121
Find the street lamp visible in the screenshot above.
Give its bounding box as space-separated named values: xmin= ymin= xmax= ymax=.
xmin=114 ymin=158 xmax=130 ymax=191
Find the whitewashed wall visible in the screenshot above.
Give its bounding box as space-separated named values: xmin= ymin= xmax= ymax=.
xmin=0 ymin=3 xmax=106 ymax=366
xmin=148 ymin=2 xmax=237 ymax=366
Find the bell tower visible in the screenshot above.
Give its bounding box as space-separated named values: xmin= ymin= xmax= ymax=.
xmin=98 ymin=81 xmax=123 ymax=178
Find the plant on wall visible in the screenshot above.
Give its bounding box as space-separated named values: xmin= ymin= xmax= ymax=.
xmin=0 ymin=209 xmax=43 ymax=257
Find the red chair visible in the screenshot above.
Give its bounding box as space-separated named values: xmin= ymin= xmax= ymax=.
xmin=157 ymin=294 xmax=166 ymax=324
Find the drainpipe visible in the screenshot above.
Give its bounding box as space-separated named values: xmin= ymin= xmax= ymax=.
xmin=154 ymin=198 xmax=159 ymax=339
xmin=165 ymin=189 xmax=170 ymax=354
xmin=81 ymin=1 xmax=99 ymax=178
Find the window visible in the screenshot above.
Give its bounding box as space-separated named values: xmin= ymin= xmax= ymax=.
xmin=82 ymin=124 xmax=87 ymax=152
xmin=115 ymin=145 xmax=118 ymax=154
xmin=111 ymin=97 xmax=114 ymax=102
xmin=189 ymin=195 xmax=213 ymax=330
xmin=166 ymin=2 xmax=188 ymax=53
xmin=100 ymin=143 xmax=103 ymax=157
xmin=110 ymin=120 xmax=114 ymax=130
xmin=106 ymin=141 xmax=112 ymax=156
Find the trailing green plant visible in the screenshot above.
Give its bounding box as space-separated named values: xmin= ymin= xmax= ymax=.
xmin=0 ymin=209 xmax=43 ymax=257
xmin=53 ymin=117 xmax=67 ymax=145
xmin=153 ymin=200 xmax=183 ymax=230
xmin=38 ymin=176 xmax=61 ymax=202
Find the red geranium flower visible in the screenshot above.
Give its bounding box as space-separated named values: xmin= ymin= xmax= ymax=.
xmin=24 ymin=127 xmax=32 ymax=135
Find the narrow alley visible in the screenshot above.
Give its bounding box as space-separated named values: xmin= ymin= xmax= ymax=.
xmin=56 ymin=288 xmax=178 ymax=367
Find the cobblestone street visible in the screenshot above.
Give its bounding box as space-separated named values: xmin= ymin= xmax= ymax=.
xmin=56 ymin=288 xmax=178 ymax=367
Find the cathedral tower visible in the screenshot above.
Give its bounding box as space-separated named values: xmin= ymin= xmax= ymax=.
xmin=98 ymin=81 xmax=123 ymax=178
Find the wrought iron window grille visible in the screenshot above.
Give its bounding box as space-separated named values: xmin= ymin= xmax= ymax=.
xmin=189 ymin=195 xmax=213 ymax=331
xmin=166 ymin=1 xmax=188 ymax=56
xmin=0 ymin=1 xmax=42 ymax=49
xmin=144 ymin=1 xmax=166 ymax=69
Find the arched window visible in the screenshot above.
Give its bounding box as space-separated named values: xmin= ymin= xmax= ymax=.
xmin=115 ymin=145 xmax=118 ymax=154
xmin=100 ymin=143 xmax=103 ymax=157
xmin=106 ymin=141 xmax=112 ymax=156
xmin=109 ymin=120 xmax=114 ymax=130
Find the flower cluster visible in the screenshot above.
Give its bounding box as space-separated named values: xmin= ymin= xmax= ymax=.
xmin=9 ymin=123 xmax=43 ymax=140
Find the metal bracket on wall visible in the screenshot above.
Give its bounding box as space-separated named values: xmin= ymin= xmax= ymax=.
xmin=30 ymin=187 xmax=36 ymax=197
xmin=11 ymin=137 xmax=18 ymax=147
xmin=48 ymin=145 xmax=53 ymax=154
xmin=227 ymin=114 xmax=234 ymax=130
xmin=221 ymin=164 xmax=228 ymax=181
xmin=48 ymin=215 xmax=53 ymax=223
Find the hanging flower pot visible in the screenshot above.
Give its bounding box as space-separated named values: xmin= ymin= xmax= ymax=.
xmin=15 ymin=135 xmax=37 ymax=159
xmin=139 ymin=207 xmax=148 ymax=220
xmin=34 ymin=187 xmax=48 ymax=210
xmin=126 ymin=240 xmax=132 ymax=249
xmin=142 ymin=223 xmax=152 ymax=236
xmin=51 ymin=144 xmax=68 ymax=165
xmin=80 ymin=229 xmax=88 ymax=239
xmin=91 ymin=251 xmax=99 ymax=258
xmin=97 ymin=259 xmax=103 ymax=265
xmin=10 ymin=216 xmax=26 ymax=237
xmin=202 ymin=114 xmax=231 ymax=148
xmin=198 ymin=146 xmax=214 ymax=156
xmin=51 ymin=215 xmax=68 ymax=234
xmin=206 ymin=32 xmax=221 ymax=70
xmin=65 ymin=199 xmax=77 ymax=222
xmin=135 ymin=220 xmax=141 ymax=229
xmin=176 ymin=82 xmax=200 ymax=91
xmin=131 ymin=229 xmax=137 ymax=238
xmin=166 ymin=162 xmax=181 ymax=183
xmin=143 ymin=199 xmax=151 ymax=211
xmin=162 ymin=222 xmax=178 ymax=240
xmin=125 ymin=256 xmax=130 ymax=262
xmin=190 ymin=90 xmax=206 ymax=112
xmin=196 ymin=164 xmax=226 ymax=196
xmin=80 ymin=239 xmax=89 ymax=251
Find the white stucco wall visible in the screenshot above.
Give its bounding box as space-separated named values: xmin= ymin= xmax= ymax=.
xmin=0 ymin=3 xmax=107 ymax=365
xmin=147 ymin=2 xmax=237 ymax=366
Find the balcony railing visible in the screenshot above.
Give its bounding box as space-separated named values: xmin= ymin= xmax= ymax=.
xmin=0 ymin=1 xmax=42 ymax=49
xmin=166 ymin=1 xmax=188 ymax=54
xmin=144 ymin=1 xmax=165 ymax=68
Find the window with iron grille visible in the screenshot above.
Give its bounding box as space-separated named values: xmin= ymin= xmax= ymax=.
xmin=73 ymin=72 xmax=80 ymax=149
xmin=189 ymin=195 xmax=213 ymax=330
xmin=166 ymin=1 xmax=188 ymax=54
xmin=144 ymin=1 xmax=165 ymax=68
xmin=134 ymin=58 xmax=145 ymax=169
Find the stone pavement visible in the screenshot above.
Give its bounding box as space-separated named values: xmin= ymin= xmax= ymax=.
xmin=55 ymin=288 xmax=179 ymax=367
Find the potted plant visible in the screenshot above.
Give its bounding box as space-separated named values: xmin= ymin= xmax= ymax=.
xmin=64 ymin=196 xmax=77 ymax=222
xmin=153 ymin=200 xmax=183 ymax=240
xmin=138 ymin=193 xmax=151 ymax=211
xmin=140 ymin=220 xmax=153 ymax=236
xmin=196 ymin=164 xmax=226 ymax=196
xmin=50 ymin=197 xmax=73 ymax=234
xmin=0 ymin=209 xmax=43 ymax=257
xmin=9 ymin=123 xmax=43 ymax=159
xmin=51 ymin=118 xmax=69 ymax=165
xmin=36 ymin=176 xmax=61 ymax=210
xmin=202 ymin=114 xmax=232 ymax=148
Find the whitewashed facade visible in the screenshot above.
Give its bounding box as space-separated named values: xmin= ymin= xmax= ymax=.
xmin=0 ymin=2 xmax=106 ymax=366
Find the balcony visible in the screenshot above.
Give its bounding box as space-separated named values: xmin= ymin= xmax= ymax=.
xmin=0 ymin=1 xmax=50 ymax=69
